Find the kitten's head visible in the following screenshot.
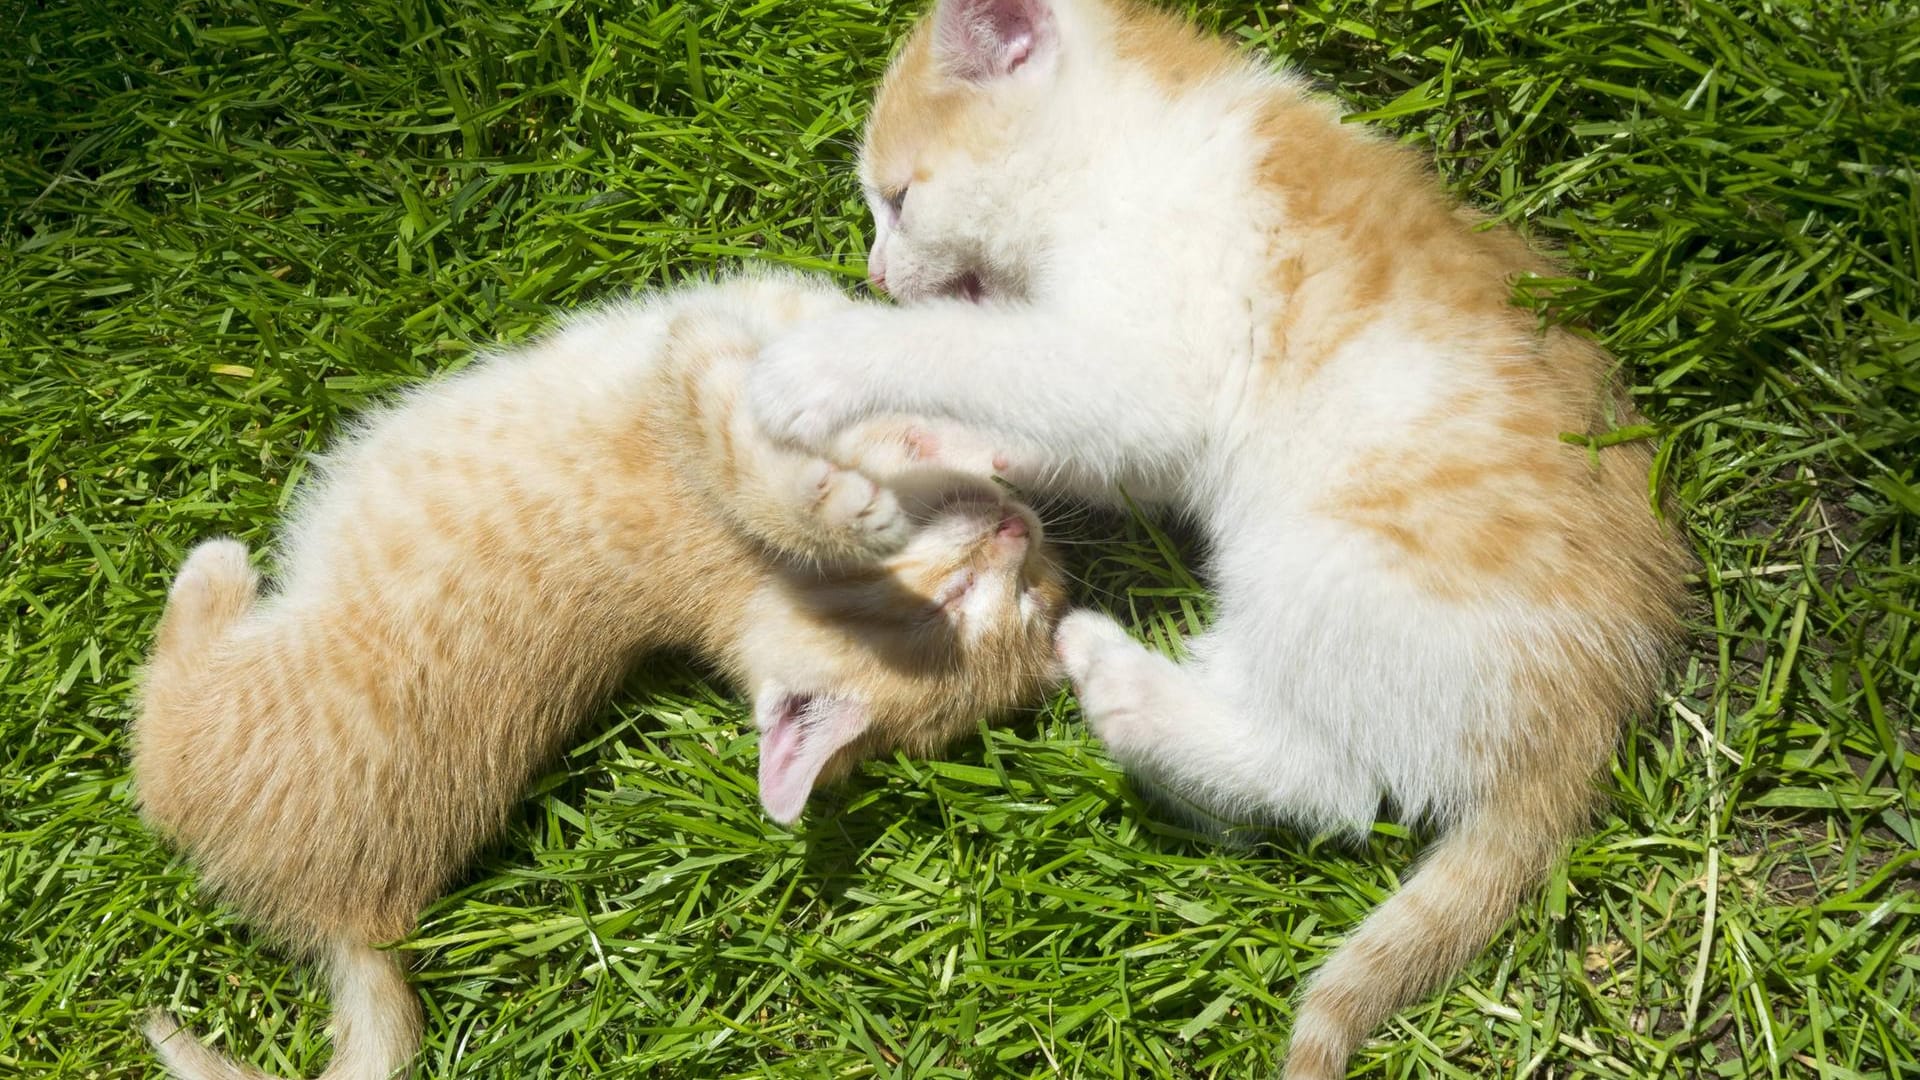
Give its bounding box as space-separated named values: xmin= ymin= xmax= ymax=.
xmin=859 ymin=0 xmax=1165 ymax=302
xmin=853 ymin=0 xmax=1063 ymax=302
xmin=746 ymin=491 xmax=1068 ymax=823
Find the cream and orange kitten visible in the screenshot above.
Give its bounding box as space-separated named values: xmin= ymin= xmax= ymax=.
xmin=134 ymin=272 xmax=1067 ymax=1080
xmin=747 ymin=2 xmax=1692 ymax=1075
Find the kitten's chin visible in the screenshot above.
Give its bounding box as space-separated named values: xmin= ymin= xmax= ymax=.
xmin=1021 ymin=584 xmax=1063 ymax=628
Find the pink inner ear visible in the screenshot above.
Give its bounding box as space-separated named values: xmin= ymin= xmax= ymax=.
xmin=935 ymin=0 xmax=1054 ymax=80
xmin=754 ymin=690 xmax=871 ymax=825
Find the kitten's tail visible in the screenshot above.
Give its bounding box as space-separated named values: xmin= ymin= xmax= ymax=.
xmin=144 ymin=938 xmax=420 ymax=1080
xmin=148 ymin=539 xmax=259 ymax=680
xmin=1281 ymin=778 xmax=1585 ymax=1080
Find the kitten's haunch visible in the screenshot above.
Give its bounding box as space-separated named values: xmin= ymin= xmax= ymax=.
xmin=133 ymin=272 xmax=1068 ymax=1080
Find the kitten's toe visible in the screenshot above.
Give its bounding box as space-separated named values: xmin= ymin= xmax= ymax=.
xmin=812 ymin=462 xmax=910 ymax=557
xmin=844 ymin=418 xmax=1012 ymax=482
xmin=852 ymin=484 xmax=912 ymax=554
xmin=912 ymin=420 xmax=1013 ymax=478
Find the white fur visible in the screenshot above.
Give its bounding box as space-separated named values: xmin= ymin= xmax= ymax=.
xmin=748 ymin=1 xmax=1525 ymax=837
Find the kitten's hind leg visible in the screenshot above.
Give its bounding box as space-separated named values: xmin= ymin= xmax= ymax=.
xmin=148 ymin=538 xmax=258 ymax=680
xmin=1055 ymin=610 xmax=1377 ymax=833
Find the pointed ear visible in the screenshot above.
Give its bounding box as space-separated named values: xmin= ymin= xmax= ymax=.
xmin=753 ymin=687 xmax=872 ymax=825
xmin=932 ymin=0 xmax=1058 ymax=81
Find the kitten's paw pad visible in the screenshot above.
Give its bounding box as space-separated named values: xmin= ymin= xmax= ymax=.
xmin=810 ymin=461 xmax=910 ymax=556
xmin=897 ymin=419 xmax=1012 ymax=478
xmin=840 ymin=419 xmax=1005 ymax=478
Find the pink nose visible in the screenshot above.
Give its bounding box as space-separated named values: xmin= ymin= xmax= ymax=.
xmin=868 ymin=268 xmax=888 ymax=293
xmin=997 ymin=514 xmax=1028 ymax=539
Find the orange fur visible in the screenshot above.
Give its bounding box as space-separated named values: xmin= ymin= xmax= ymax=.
xmin=1108 ymin=0 xmax=1236 ymax=92
xmin=867 ymin=25 xmax=992 ymax=174
xmin=132 ymin=275 xmax=1067 ymax=1079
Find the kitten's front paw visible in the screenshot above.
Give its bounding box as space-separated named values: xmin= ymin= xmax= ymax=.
xmin=1055 ymin=610 xmax=1158 ymax=756
xmin=806 ymin=459 xmax=912 ymax=559
xmin=749 ymin=323 xmax=874 ymax=451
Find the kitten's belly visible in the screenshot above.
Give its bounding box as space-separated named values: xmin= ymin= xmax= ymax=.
xmin=1203 ymin=498 xmax=1532 ymax=823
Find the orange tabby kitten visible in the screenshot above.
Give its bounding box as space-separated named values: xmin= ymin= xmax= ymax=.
xmin=134 ymin=272 xmax=1067 ymax=1080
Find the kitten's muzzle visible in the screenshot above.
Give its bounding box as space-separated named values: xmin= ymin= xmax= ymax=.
xmin=977 ymin=502 xmax=1041 ymax=554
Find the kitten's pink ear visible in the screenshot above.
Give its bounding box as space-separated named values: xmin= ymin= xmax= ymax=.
xmin=933 ymin=0 xmax=1057 ymax=81
xmin=754 ymin=688 xmax=872 ymax=825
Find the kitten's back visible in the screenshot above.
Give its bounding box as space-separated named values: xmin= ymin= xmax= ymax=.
xmin=133 ymin=283 xmax=814 ymax=943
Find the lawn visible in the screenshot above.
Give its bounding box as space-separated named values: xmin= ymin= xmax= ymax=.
xmin=2 ymin=0 xmax=1916 ymax=1077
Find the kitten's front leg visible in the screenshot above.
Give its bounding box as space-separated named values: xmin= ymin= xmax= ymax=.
xmin=1053 ymin=610 xmax=1376 ymax=830
xmin=667 ymin=313 xmax=910 ymax=563
xmin=746 ymin=309 xmax=921 ymax=449
xmin=1054 ymin=610 xmax=1194 ymax=762
xmin=748 ymin=303 xmax=1206 ymax=489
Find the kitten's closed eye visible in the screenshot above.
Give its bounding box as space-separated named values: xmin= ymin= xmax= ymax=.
xmin=882 ymin=186 xmax=908 ymax=221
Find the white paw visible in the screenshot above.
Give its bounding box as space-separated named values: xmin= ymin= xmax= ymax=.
xmin=1053 ymin=609 xmax=1135 ymax=677
xmin=749 ymin=321 xmax=873 ymax=450
xmin=808 ymin=460 xmax=911 ymax=557
xmin=1054 ymin=611 xmax=1157 ymax=753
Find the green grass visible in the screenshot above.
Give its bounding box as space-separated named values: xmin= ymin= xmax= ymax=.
xmin=3 ymin=0 xmax=1916 ymax=1076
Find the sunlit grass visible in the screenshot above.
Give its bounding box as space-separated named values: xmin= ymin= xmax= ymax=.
xmin=3 ymin=1 xmax=1915 ymax=1077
